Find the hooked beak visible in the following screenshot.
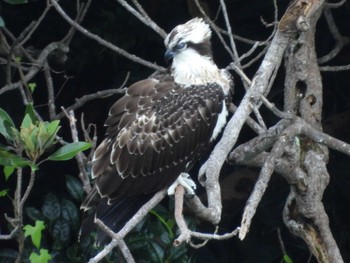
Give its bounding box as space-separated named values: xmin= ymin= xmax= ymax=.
xmin=164 ymin=49 xmax=175 ymax=64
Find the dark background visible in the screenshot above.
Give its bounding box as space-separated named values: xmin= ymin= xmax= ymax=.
xmin=1 ymin=0 xmax=350 ymax=262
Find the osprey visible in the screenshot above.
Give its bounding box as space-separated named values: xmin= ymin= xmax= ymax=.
xmin=81 ymin=18 xmax=233 ymax=244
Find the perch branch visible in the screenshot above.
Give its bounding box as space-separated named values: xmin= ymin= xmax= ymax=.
xmin=88 ymin=189 xmax=167 ymax=263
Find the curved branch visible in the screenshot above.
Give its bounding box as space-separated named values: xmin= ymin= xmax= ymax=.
xmin=50 ymin=0 xmax=165 ymax=72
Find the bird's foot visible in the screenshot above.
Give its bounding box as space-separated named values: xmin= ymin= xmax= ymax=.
xmin=167 ymin=173 xmax=196 ymax=196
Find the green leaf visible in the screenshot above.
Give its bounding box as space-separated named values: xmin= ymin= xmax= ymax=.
xmin=283 ymin=254 xmax=294 ymax=263
xmin=0 ymin=189 xmax=9 ymax=197
xmin=24 ymin=103 xmax=37 ymax=124
xmin=3 ymin=0 xmax=28 ymax=5
xmin=65 ymin=175 xmax=84 ymax=201
xmin=42 ymin=193 xmax=60 ymax=221
xmin=28 ymin=83 xmax=37 ymax=93
xmin=21 ymin=114 xmax=33 ymax=130
xmin=48 ymin=142 xmax=91 ymax=161
xmin=25 ymin=207 xmax=44 ymax=222
xmin=0 ymin=108 xmax=16 ymax=140
xmin=29 ymin=249 xmax=52 ymax=263
xmin=150 ymin=210 xmax=174 ymax=238
xmin=0 ymin=149 xmax=33 ymax=168
xmin=38 ymin=120 xmax=60 ymax=151
xmin=61 ymin=198 xmax=79 ymax=232
xmin=0 ymin=16 xmax=5 ymax=28
xmin=23 ymin=220 xmax=45 ymax=249
xmin=3 ymin=166 xmax=15 ymax=180
xmin=52 ymin=219 xmax=71 ymax=249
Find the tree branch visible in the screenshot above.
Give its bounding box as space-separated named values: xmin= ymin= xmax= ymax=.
xmin=50 ymin=0 xmax=165 ymax=72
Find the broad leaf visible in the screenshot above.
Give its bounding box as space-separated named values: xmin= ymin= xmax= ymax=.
xmin=48 ymin=142 xmax=91 ymax=161
xmin=42 ymin=193 xmax=60 ymax=221
xmin=65 ymin=175 xmax=84 ymax=201
xmin=28 ymin=83 xmax=37 ymax=93
xmin=25 ymin=207 xmax=44 ymax=222
xmin=61 ymin=198 xmax=79 ymax=232
xmin=24 ymin=103 xmax=36 ymax=123
xmin=0 ymin=108 xmax=16 ymax=141
xmin=0 ymin=16 xmax=5 ymax=27
xmin=21 ymin=114 xmax=33 ymax=129
xmin=29 ymin=249 xmax=52 ymax=263
xmin=0 ymin=149 xmax=32 ymax=168
xmin=23 ymin=220 xmax=45 ymax=249
xmin=0 ymin=189 xmax=9 ymax=197
xmin=52 ymin=219 xmax=71 ymax=249
xmin=3 ymin=166 xmax=15 ymax=180
xmin=38 ymin=120 xmax=60 ymax=150
xmin=283 ymin=255 xmax=294 ymax=263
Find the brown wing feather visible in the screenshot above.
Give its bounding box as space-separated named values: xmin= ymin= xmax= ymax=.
xmin=91 ymin=76 xmax=227 ymax=201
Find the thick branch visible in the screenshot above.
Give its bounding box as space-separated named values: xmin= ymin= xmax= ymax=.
xmin=196 ymin=29 xmax=290 ymax=225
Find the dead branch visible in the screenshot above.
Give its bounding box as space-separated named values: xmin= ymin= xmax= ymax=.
xmin=62 ymin=108 xmax=92 ymax=194
xmin=0 ymin=42 xmax=62 ymax=95
xmin=50 ymin=0 xmax=165 ymax=72
xmin=117 ymin=0 xmax=167 ymax=38
xmin=173 ymin=185 xmax=191 ymax=246
xmin=239 ymin=127 xmax=289 ymax=239
xmin=317 ymin=6 xmax=350 ymax=64
xmin=88 ymin=190 xmax=167 ymax=263
xmin=193 ymin=29 xmax=290 ymax=226
xmin=55 ymin=88 xmax=127 ymax=120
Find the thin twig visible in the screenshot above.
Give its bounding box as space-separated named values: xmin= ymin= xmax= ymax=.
xmin=61 ymin=108 xmax=92 ymax=193
xmin=0 ymin=42 xmax=61 ymax=95
xmin=117 ymin=0 xmax=167 ymax=38
xmin=44 ymin=61 xmax=56 ymax=120
xmin=55 ymin=88 xmax=127 ymax=120
xmin=219 ymin=0 xmax=240 ymax=64
xmin=50 ymin=0 xmax=165 ymax=72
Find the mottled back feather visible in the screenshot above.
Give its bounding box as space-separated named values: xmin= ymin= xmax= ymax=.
xmin=87 ymin=74 xmax=227 ymax=202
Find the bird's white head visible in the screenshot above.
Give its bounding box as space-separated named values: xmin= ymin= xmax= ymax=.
xmin=164 ymin=18 xmax=223 ymax=86
xmin=164 ymin=18 xmax=211 ymax=48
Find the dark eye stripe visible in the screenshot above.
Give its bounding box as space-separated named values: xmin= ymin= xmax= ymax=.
xmin=187 ymin=41 xmax=212 ymax=57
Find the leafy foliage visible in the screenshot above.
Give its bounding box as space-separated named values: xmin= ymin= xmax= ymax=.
xmin=29 ymin=249 xmax=52 ymax=263
xmin=23 ymin=220 xmax=46 ymax=249
xmin=48 ymin=141 xmax=92 ymax=161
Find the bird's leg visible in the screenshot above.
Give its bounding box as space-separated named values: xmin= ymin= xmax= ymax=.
xmin=167 ymin=173 xmax=196 ymax=196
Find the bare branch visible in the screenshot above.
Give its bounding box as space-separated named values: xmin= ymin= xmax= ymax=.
xmin=324 ymin=0 xmax=347 ymax=8
xmin=88 ymin=190 xmax=167 ymax=262
xmin=44 ymin=62 xmax=56 ymax=120
xmin=50 ymin=0 xmax=165 ymax=72
xmin=55 ymin=88 xmax=126 ymax=120
xmin=239 ymin=129 xmax=289 ymax=239
xmin=117 ymin=0 xmax=167 ymax=38
xmin=197 ymin=30 xmax=290 ymax=225
xmin=173 ymin=185 xmax=191 ymax=246
xmin=0 ymin=42 xmax=61 ymax=95
xmin=319 ymin=64 xmax=350 ymax=71
xmin=317 ymin=7 xmax=350 ymax=64
xmin=62 ymin=108 xmax=92 ymax=193
xmin=219 ymin=0 xmax=240 ymax=64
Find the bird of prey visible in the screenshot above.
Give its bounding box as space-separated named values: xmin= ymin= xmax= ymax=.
xmin=81 ymin=17 xmax=234 ymax=244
